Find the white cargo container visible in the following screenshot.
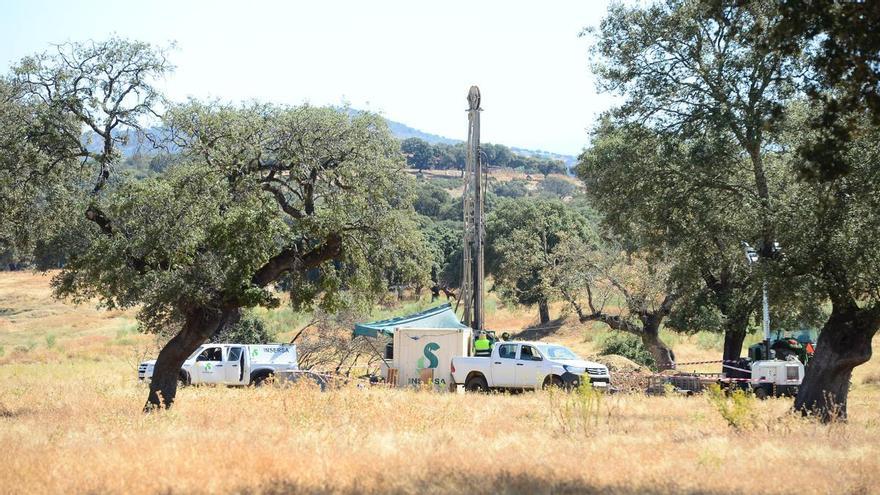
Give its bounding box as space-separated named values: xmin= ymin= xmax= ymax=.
xmin=354 ymin=304 xmax=472 ymax=391
xmin=392 ymin=327 xmax=473 ymax=390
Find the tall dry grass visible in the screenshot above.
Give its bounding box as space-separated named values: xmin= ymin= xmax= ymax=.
xmin=4 ymin=271 xmax=880 ymax=494
xmin=1 ymin=360 xmax=879 ymax=495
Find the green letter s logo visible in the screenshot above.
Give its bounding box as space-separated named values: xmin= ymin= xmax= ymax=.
xmin=423 ymin=342 xmax=440 ymax=369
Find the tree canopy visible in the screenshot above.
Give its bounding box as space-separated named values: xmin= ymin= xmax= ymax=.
xmin=486 ymin=198 xmax=596 ymax=324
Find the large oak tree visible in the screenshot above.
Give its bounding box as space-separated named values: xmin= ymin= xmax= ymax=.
xmin=586 ymin=0 xmax=803 ymax=361
xmin=8 ymin=38 xmax=427 ymax=409
xmin=60 ymin=101 xmax=426 ymax=409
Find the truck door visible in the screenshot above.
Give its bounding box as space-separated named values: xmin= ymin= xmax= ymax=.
xmin=225 ymin=346 xmax=246 ymax=385
xmin=194 ymin=346 xmax=225 ymax=384
xmin=516 ymin=345 xmax=544 ymax=389
xmin=492 ymin=343 xmax=518 ymax=387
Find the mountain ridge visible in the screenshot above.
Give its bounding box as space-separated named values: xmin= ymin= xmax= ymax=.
xmin=84 ymin=112 xmax=577 ymax=166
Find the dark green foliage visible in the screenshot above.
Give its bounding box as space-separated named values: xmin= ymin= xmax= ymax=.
xmin=211 ymin=311 xmax=276 ymax=345
xmin=486 ymin=198 xmax=596 ymax=319
xmin=399 ymin=137 xmax=567 ymax=175
xmin=583 ymin=0 xmax=807 ymax=360
xmin=401 ymin=138 xmax=435 ymax=170
xmin=419 ymin=217 xmax=462 ymax=288
xmin=492 ymin=179 xmax=529 ymax=199
xmin=413 ymin=182 xmax=452 ymax=218
xmin=42 ymin=100 xmax=428 ymax=334
xmin=539 ymin=176 xmax=578 ymax=199
xmin=537 ymin=160 xmax=565 ymax=178
xmin=598 ymin=333 xmax=656 ymax=370
xmin=767 ymin=0 xmax=880 ymax=181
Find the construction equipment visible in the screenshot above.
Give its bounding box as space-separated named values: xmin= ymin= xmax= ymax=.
xmin=460 ymin=85 xmax=485 ymax=332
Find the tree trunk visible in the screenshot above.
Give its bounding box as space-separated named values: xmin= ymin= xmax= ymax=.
xmin=145 ymin=307 xmax=235 ymax=411
xmin=538 ymin=300 xmax=550 ymax=325
xmin=722 ymin=328 xmax=747 ymax=362
xmin=640 ymin=329 xmax=675 ymax=370
xmin=794 ymin=300 xmax=880 ymax=422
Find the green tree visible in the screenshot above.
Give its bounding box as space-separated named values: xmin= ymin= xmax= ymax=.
xmin=579 ymin=121 xmax=768 ymax=362
xmin=0 ymin=75 xmax=90 ymax=270
xmin=211 ymin=310 xmax=276 ymax=345
xmin=586 ymin=0 xmax=805 ymax=361
xmin=547 ymin=237 xmax=678 ymax=369
xmin=413 ymin=181 xmax=452 ymax=218
xmin=766 ymin=0 xmax=880 ymax=180
xmin=537 ymin=160 xmax=565 ymax=178
xmin=419 ymin=217 xmax=462 ymax=290
xmin=486 ymin=198 xmax=595 ymax=324
xmin=13 ymin=37 xmax=173 ymax=196
xmin=539 ymin=176 xmax=578 ymax=199
xmin=45 ymin=98 xmax=426 ymax=409
xmin=401 ymin=138 xmax=434 ymax=170
xmin=776 ymin=107 xmax=880 ymax=421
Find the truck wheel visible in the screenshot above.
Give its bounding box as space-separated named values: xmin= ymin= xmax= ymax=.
xmin=543 ymin=376 xmax=565 ymax=390
xmin=252 ymin=372 xmax=275 ymax=387
xmin=754 ymin=386 xmax=768 ymax=400
xmin=178 ymin=371 xmax=191 ymax=387
xmin=465 ymin=375 xmax=489 ymax=393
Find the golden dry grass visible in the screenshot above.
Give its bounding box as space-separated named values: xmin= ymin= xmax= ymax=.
xmin=2 ymin=361 xmax=880 ymax=494
xmin=2 ymin=272 xmax=880 ymax=494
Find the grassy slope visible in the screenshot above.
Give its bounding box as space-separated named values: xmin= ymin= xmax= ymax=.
xmin=2 ymin=271 xmax=880 ymax=494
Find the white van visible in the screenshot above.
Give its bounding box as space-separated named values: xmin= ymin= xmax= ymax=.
xmin=138 ymin=343 xmax=298 ymax=386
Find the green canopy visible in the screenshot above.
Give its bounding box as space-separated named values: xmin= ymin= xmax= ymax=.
xmin=353 ymin=303 xmax=468 ymax=338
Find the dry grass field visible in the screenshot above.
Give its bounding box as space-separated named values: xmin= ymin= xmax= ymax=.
xmin=2 ymin=271 xmax=880 ymax=494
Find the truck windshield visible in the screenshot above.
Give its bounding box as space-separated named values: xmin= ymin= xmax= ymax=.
xmin=535 ymin=344 xmax=579 ymax=360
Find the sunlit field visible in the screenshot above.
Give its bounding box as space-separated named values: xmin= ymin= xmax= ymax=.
xmin=2 ymin=271 xmax=880 ymax=494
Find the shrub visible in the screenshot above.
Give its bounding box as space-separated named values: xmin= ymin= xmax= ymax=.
xmin=706 ymin=384 xmax=756 ymax=431
xmin=547 ymin=380 xmax=603 ymax=436
xmin=599 ymin=333 xmax=656 ymax=370
xmin=45 ymin=334 xmax=57 ymax=348
xmin=211 ymin=311 xmax=276 ymax=344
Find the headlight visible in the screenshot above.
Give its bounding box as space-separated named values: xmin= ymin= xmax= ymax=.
xmin=564 ymin=365 xmax=586 ymax=374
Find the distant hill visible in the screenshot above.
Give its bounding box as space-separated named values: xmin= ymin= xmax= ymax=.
xmin=383 ymin=119 xmax=459 ymax=146
xmin=83 ymin=112 xmax=577 ymax=166
xmin=381 ymin=116 xmax=576 ymax=166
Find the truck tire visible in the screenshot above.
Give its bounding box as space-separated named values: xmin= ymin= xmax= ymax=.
xmin=251 ymin=371 xmax=275 ymax=387
xmin=543 ymin=375 xmax=565 ymax=390
xmin=178 ymin=371 xmax=191 ymax=387
xmin=465 ymin=375 xmax=489 ymax=393
xmin=754 ymin=386 xmax=769 ymax=400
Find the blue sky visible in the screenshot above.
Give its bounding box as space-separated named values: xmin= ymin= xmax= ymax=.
xmin=0 ymin=0 xmax=615 ymax=156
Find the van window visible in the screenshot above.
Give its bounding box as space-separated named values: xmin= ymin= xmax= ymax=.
xmin=197 ymin=347 xmax=223 ymax=362
xmin=227 ymin=347 xmax=243 ymax=362
xmin=498 ymin=344 xmax=517 ymax=359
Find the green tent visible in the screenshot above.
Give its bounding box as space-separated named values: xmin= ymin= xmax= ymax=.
xmin=353 ymin=303 xmax=468 ymax=338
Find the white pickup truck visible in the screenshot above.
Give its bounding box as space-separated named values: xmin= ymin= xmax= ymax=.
xmin=138 ymin=343 xmax=298 ymax=386
xmin=450 ymin=341 xmax=611 ymax=392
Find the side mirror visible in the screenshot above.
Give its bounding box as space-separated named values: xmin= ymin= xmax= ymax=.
xmin=532 ymin=356 xmax=543 ymax=361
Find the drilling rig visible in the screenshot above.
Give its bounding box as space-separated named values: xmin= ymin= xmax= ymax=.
xmin=460 ymin=85 xmax=485 ymax=333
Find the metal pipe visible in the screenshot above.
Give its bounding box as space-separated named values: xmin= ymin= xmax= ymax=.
xmin=762 ymin=281 xmax=771 ymax=360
